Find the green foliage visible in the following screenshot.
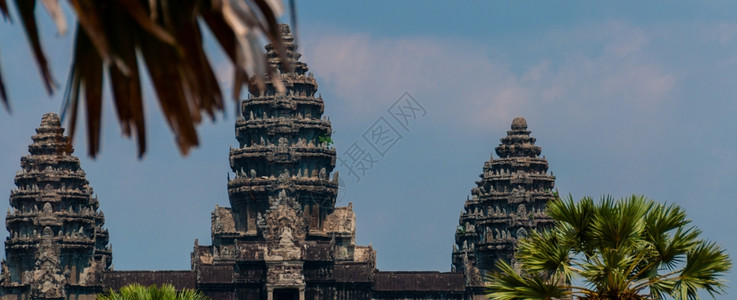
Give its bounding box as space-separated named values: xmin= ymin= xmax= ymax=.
xmin=318 ymin=134 xmax=334 ymax=146
xmin=97 ymin=284 xmax=209 ymax=300
xmin=487 ymin=195 xmax=731 ymax=300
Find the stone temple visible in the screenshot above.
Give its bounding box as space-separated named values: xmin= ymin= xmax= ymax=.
xmin=0 ymin=113 xmax=111 ymax=299
xmin=0 ymin=25 xmax=556 ymax=299
xmin=451 ymin=117 xmax=556 ymax=287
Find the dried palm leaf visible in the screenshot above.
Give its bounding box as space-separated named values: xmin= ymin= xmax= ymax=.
xmin=136 ymin=2 xmax=200 ymax=155
xmin=167 ymin=1 xmax=225 ymax=120
xmin=1 ymin=0 xmax=11 ymax=108
xmin=0 ymin=0 xmax=9 ymax=21
xmin=3 ymin=0 xmax=288 ymax=158
xmin=106 ymin=3 xmax=146 ymax=157
xmin=200 ymin=4 xmax=247 ymax=103
xmin=13 ymin=0 xmax=56 ymax=94
xmin=0 ymin=54 xmax=8 ymax=111
xmin=39 ymin=0 xmax=67 ymax=35
xmin=67 ymin=0 xmax=129 ymax=75
xmin=116 ymin=0 xmax=175 ymax=45
xmin=64 ymin=25 xmax=103 ymax=156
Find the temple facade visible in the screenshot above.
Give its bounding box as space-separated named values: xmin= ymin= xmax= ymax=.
xmin=452 ymin=117 xmax=556 ymax=287
xmin=0 ymin=113 xmax=112 ymax=300
xmin=192 ymin=24 xmax=378 ymax=300
xmin=0 ymin=25 xmax=557 ymax=300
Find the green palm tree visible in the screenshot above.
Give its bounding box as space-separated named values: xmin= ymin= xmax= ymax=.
xmin=97 ymin=283 xmax=210 ymax=300
xmin=487 ymin=195 xmax=731 ymax=300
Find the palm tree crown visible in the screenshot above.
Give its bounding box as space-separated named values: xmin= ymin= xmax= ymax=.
xmin=487 ymin=195 xmax=731 ymax=300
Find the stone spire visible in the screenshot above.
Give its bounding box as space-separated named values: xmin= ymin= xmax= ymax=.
xmin=221 ymin=24 xmax=338 ymax=248
xmin=452 ymin=117 xmax=555 ymax=283
xmin=1 ymin=113 xmax=111 ymax=298
xmin=261 ymin=24 xmax=309 ymax=80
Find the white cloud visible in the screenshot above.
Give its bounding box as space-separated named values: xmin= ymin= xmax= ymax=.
xmin=303 ymin=33 xmax=530 ymax=129
xmin=301 ymin=21 xmax=677 ymax=132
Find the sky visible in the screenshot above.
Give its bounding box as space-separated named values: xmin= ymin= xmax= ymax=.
xmin=1 ymin=0 xmax=737 ymax=296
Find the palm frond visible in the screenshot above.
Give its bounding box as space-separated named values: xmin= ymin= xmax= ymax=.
xmin=516 ymin=228 xmax=575 ymax=283
xmin=547 ymin=194 xmax=596 ymax=254
xmin=116 ymin=0 xmax=176 ymax=45
xmin=653 ymin=226 xmax=700 ymax=271
xmin=490 ymin=194 xmax=732 ymax=300
xmin=39 ymin=0 xmax=66 ymax=35
xmin=65 ymin=24 xmax=103 ymax=156
xmin=487 ymin=260 xmax=567 ymax=300
xmin=97 ymin=283 xmax=210 ymax=300
xmin=0 ymin=0 xmax=8 ymax=108
xmin=643 ymin=202 xmax=699 ymax=269
xmin=148 ymin=283 xmax=177 ymax=299
xmin=13 ymin=0 xmax=56 ymax=95
xmin=644 ymin=202 xmax=690 ymax=237
xmin=177 ymin=288 xmax=210 ymax=300
xmin=68 ymin=0 xmax=128 ymax=74
xmin=591 ymin=195 xmax=649 ymax=251
xmin=0 ymin=0 xmax=10 ymax=19
xmin=672 ymin=241 xmax=731 ymax=299
xmin=106 ymin=4 xmax=146 ymax=157
xmin=0 ymin=50 xmax=8 ymax=111
xmin=2 ymin=0 xmax=286 ymax=157
xmin=137 ymin=24 xmax=200 ymax=155
xmin=578 ymin=245 xmax=639 ymax=295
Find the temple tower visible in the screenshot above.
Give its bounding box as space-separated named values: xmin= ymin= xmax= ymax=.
xmin=195 ymin=25 xmax=373 ymax=300
xmin=225 ymin=24 xmax=338 ymax=241
xmin=452 ymin=117 xmax=555 ymax=284
xmin=0 ymin=113 xmax=111 ymax=299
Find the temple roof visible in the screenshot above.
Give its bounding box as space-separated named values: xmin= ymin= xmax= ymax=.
xmin=3 ymin=113 xmax=111 ymax=292
xmin=453 ymin=117 xmax=555 ymax=280
xmin=511 ymin=117 xmax=527 ymax=130
xmin=496 ymin=116 xmax=542 ymax=158
xmin=28 ymin=113 xmax=73 ymax=156
xmin=265 ymin=24 xmax=308 ymax=75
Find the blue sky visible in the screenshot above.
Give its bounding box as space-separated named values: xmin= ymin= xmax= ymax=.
xmin=1 ymin=0 xmax=737 ymax=296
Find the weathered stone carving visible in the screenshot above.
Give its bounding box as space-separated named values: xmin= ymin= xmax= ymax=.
xmin=211 ymin=205 xmax=236 ymax=234
xmin=258 ymin=190 xmax=306 ymax=261
xmin=31 ymin=235 xmax=65 ymax=299
xmin=191 ymin=25 xmax=377 ymax=300
xmin=224 ymin=23 xmax=338 ymax=241
xmin=453 ymin=117 xmax=555 ymax=282
xmin=1 ymin=113 xmax=112 ymax=298
xmin=266 ymin=263 xmax=305 ymax=287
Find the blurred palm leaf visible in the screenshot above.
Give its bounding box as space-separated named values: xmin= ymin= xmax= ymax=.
xmin=0 ymin=1 xmax=10 ymax=110
xmin=1 ymin=0 xmax=291 ymax=158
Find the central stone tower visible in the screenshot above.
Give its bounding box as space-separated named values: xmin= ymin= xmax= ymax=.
xmin=193 ymin=25 xmax=375 ymax=300
xmin=452 ymin=117 xmax=555 ymax=286
xmin=226 ymin=24 xmax=339 ymax=238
